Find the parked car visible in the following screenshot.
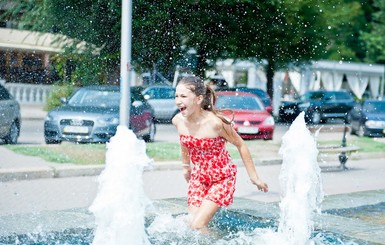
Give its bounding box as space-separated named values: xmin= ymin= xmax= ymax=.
xmin=0 ymin=83 xmax=21 ymax=144
xmin=44 ymin=86 xmax=156 ymax=144
xmin=208 ymin=75 xmax=229 ymax=89
xmin=349 ymin=99 xmax=385 ymax=137
xmin=142 ymin=85 xmax=178 ymax=123
xmin=279 ymin=90 xmax=355 ymax=124
xmin=215 ymin=87 xmax=273 ymax=113
xmin=234 ymin=87 xmax=272 ymax=113
xmin=215 ymin=91 xmax=275 ymax=140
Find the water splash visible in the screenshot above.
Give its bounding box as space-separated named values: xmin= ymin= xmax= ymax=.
xmin=88 ymin=112 xmax=324 ymax=244
xmin=89 ymin=125 xmax=152 ymax=245
xmin=277 ymin=112 xmax=324 ymax=244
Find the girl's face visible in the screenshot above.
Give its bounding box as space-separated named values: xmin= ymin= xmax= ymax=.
xmin=175 ymin=83 xmax=203 ymax=117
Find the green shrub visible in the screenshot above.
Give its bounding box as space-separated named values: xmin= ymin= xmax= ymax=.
xmin=44 ymin=84 xmax=76 ymax=111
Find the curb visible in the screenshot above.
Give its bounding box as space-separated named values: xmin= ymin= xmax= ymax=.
xmin=0 ymin=158 xmax=284 ymax=182
xmin=1 ymin=151 xmax=383 ymax=183
xmin=0 ymin=165 xmax=105 ymax=182
xmin=0 ymin=167 xmax=55 ymax=182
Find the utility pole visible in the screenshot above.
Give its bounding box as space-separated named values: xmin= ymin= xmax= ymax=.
xmin=119 ymin=0 xmax=133 ymax=126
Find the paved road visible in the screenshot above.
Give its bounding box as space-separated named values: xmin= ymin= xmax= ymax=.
xmin=1 ymin=111 xmax=383 ymax=217
xmin=15 ymin=120 xmax=188 ymax=145
xmin=16 ymin=118 xmax=348 ymax=146
xmin=1 ymin=157 xmax=385 ymax=217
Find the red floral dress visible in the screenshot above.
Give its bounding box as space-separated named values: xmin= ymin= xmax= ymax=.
xmin=180 ymin=135 xmax=237 ymax=207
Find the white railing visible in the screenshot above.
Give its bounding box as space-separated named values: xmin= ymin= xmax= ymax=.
xmin=4 ymin=83 xmax=52 ymax=105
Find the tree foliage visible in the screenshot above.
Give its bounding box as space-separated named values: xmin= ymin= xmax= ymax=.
xmin=1 ymin=0 xmax=377 ymax=97
xmin=361 ymin=0 xmax=385 ymax=64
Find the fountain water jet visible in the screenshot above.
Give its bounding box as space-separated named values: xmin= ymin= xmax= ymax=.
xmin=276 ymin=111 xmax=324 ymax=244
xmin=1 ymin=113 xmax=380 ymax=244
xmin=89 ymin=126 xmax=152 ymax=244
xmin=147 ymin=112 xmax=326 ymax=244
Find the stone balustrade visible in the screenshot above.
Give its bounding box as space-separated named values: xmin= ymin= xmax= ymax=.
xmin=4 ymin=83 xmax=52 ymax=105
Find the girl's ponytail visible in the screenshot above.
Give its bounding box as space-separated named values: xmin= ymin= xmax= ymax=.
xmin=203 ymin=85 xmax=234 ymax=125
xmin=202 ymin=86 xmax=216 ymax=111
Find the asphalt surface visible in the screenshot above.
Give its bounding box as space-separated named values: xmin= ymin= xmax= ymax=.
xmin=1 ymin=104 xmax=384 ymax=192
xmin=1 ymin=105 xmax=385 ymax=244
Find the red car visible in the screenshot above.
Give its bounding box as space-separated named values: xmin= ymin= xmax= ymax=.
xmin=215 ymin=91 xmax=275 ymax=140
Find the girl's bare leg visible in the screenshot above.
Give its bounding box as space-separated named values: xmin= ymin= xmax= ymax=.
xmin=189 ymin=200 xmax=220 ymax=230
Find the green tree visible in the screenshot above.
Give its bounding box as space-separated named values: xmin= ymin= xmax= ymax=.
xmin=177 ymin=1 xmax=366 ymax=98
xmin=1 ymin=0 xmax=371 ymax=98
xmin=361 ymin=0 xmax=385 ymax=64
xmin=321 ymin=0 xmax=370 ymax=62
xmin=1 ymin=0 xmax=186 ymax=83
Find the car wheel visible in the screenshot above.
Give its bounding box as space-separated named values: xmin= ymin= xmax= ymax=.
xmin=350 ymin=125 xmax=356 ymax=135
xmin=4 ymin=121 xmax=19 ymax=144
xmin=311 ymin=112 xmax=321 ymax=124
xmin=357 ymin=124 xmax=365 ymax=137
xmin=344 ymin=113 xmax=351 ymax=124
xmin=45 ymin=138 xmax=62 ymax=144
xmin=143 ymin=120 xmax=156 ymax=142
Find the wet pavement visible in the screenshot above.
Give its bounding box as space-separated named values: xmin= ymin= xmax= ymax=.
xmin=0 ymin=105 xmax=385 ymax=243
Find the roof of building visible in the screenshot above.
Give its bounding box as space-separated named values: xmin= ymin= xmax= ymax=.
xmin=0 ymin=28 xmax=100 ymax=54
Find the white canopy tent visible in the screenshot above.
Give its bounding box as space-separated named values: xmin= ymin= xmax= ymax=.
xmin=289 ymin=60 xmax=385 ymax=99
xmin=0 ymin=28 xmax=102 ymax=54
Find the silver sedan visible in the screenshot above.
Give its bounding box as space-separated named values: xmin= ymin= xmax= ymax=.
xmin=0 ymin=83 xmax=21 ymax=144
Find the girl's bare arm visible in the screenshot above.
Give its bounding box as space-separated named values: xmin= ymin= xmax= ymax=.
xmin=219 ymin=122 xmax=268 ymax=192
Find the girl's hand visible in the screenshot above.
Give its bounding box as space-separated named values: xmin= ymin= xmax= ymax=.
xmin=251 ymin=178 xmax=269 ymax=192
xmin=182 ymin=167 xmax=191 ymax=182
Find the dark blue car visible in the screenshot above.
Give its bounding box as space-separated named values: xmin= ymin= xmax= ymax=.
xmin=279 ymin=90 xmax=355 ymax=124
xmin=349 ymin=99 xmax=385 ymax=137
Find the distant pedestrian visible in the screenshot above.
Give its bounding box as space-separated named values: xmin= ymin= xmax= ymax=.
xmin=172 ymin=76 xmax=268 ymax=233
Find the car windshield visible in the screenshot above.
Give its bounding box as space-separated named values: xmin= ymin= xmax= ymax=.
xmin=68 ymin=88 xmax=143 ymax=107
xmin=68 ymin=89 xmax=120 ymax=107
xmin=216 ymin=95 xmax=264 ymax=111
xmin=300 ymin=92 xmax=325 ymax=101
xmin=144 ymin=87 xmax=175 ymax=99
xmin=363 ymin=101 xmax=385 ymax=113
xmin=237 ymin=88 xmax=268 ymax=99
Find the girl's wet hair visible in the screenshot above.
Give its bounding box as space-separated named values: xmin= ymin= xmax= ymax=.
xmin=178 ymin=76 xmax=233 ymax=124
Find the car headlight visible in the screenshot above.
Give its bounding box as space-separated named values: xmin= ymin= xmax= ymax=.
xmin=365 ymin=120 xmax=385 ymax=128
xmin=262 ymin=116 xmax=275 ymax=126
xmin=97 ymin=116 xmax=119 ymax=125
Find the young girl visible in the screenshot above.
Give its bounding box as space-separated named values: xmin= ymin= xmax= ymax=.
xmin=172 ymin=76 xmax=268 ymax=231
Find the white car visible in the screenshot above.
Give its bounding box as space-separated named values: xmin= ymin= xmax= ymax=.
xmin=142 ymin=86 xmax=178 ymax=123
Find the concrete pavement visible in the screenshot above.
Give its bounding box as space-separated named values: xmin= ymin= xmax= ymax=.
xmin=1 ymin=105 xmax=385 ymax=244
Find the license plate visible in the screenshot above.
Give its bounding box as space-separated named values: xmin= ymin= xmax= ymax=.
xmin=63 ymin=126 xmax=89 ymax=134
xmin=238 ymin=126 xmax=259 ymax=134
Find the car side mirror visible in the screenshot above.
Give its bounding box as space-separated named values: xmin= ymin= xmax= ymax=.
xmin=132 ymin=101 xmax=143 ymax=107
xmin=143 ymin=94 xmax=150 ymax=100
xmin=60 ymin=97 xmax=68 ymax=104
xmin=265 ymin=106 xmax=273 ymax=114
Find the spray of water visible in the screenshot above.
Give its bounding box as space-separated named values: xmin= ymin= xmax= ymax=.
xmin=147 ymin=112 xmax=325 ymax=244
xmin=277 ymin=112 xmax=324 ymax=244
xmin=89 ymin=125 xmax=152 ymax=245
